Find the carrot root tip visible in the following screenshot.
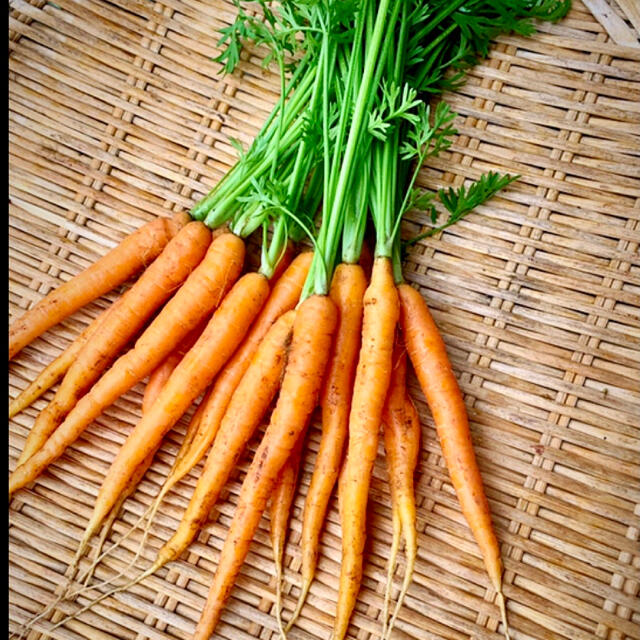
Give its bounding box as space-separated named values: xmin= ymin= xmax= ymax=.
xmin=284 ymin=578 xmax=311 ymax=633
xmin=497 ymin=591 xmax=511 ymax=640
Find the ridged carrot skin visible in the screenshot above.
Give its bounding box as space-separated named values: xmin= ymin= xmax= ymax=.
xmin=10 ymin=307 xmax=110 ymax=425
xmin=381 ymin=333 xmax=420 ymax=639
xmin=81 ymin=271 xmax=269 ymax=539
xmin=193 ymin=294 xmax=337 ymax=640
xmin=8 ymin=212 xmax=190 ymax=360
xmin=271 ymin=433 xmax=304 ymax=635
xmin=398 ymin=282 xmax=503 ymax=594
xmin=141 ymin=322 xmax=206 ymax=415
xmin=152 ymin=251 xmax=313 ymax=500
xmin=11 ymin=222 xmax=213 ymax=478
xmin=334 ymin=257 xmax=399 ymax=640
xmin=289 ymin=263 xmax=367 ymax=630
xmin=271 ymin=435 xmax=304 ymax=568
xmin=8 ymin=232 xmax=247 ymax=498
xmin=155 ymin=310 xmax=296 ymax=569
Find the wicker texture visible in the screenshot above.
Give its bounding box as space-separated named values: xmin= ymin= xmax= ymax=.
xmin=8 ymin=1 xmax=640 ymax=639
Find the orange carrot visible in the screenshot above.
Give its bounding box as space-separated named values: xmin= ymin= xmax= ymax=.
xmin=288 ymin=262 xmax=367 ymax=630
xmin=154 ymin=309 xmax=296 ymax=570
xmin=381 ymin=333 xmax=420 ymax=640
xmin=8 ymin=231 xmax=246 ymax=497
xmin=141 ymin=322 xmax=206 ymax=414
xmin=9 ymin=212 xmax=190 ymax=360
xmin=10 ymin=307 xmax=110 ymax=423
xmin=45 ymin=308 xmax=298 ymax=628
xmin=334 ymin=257 xmax=399 ymax=640
xmin=25 ymin=274 xmax=266 ymax=630
xmin=398 ymin=282 xmax=509 ymax=637
xmin=271 ymin=434 xmax=304 ymax=637
xmin=193 ymin=294 xmax=337 ymax=640
xmin=142 ymin=251 xmax=313 ymax=515
xmin=77 ymin=270 xmax=269 ymax=552
xmin=12 ymin=221 xmax=212 ymax=471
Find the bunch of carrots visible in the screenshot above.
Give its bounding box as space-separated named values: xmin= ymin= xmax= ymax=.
xmin=9 ymin=1 xmax=571 ymax=639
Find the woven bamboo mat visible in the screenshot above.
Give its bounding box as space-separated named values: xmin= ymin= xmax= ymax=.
xmin=8 ymin=1 xmax=640 ymax=639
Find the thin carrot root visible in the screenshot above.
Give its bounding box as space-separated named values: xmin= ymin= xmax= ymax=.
xmin=271 ymin=436 xmax=304 ymax=640
xmin=497 ymin=590 xmax=511 ymax=640
xmin=381 ymin=509 xmax=401 ymax=640
xmin=380 ymin=330 xmax=420 ymax=640
xmin=82 ymin=505 xmax=120 ymax=589
xmin=48 ymin=563 xmax=159 ymax=634
xmin=17 ymin=532 xmax=94 ymax=637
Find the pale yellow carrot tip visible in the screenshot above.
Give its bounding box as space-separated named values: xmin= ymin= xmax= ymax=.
xmin=381 ymin=519 xmax=401 ymax=640
xmin=49 ymin=563 xmax=158 ymax=633
xmin=497 ymin=590 xmax=511 ymax=640
xmin=284 ymin=578 xmax=311 ymax=633
xmin=274 ymin=561 xmax=288 ymax=640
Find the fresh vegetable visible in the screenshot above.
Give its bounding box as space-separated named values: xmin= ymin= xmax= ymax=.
xmin=381 ymin=334 xmax=420 ymax=640
xmin=79 ymin=270 xmax=269 ymax=551
xmin=336 ymin=258 xmax=400 ymax=640
xmin=8 ymin=212 xmax=191 ymax=361
xmin=8 ymin=228 xmax=241 ymax=497
xmin=145 ymin=250 xmax=312 ymax=514
xmin=9 ymin=2 xmax=574 ymax=638
xmin=398 ymin=282 xmax=510 ymax=634
xmin=193 ymin=294 xmax=337 ymax=640
xmin=270 ymin=433 xmax=304 ymax=638
xmin=10 ymin=221 xmax=212 ymax=479
xmin=45 ymin=309 xmax=297 ymax=629
xmin=9 ymin=307 xmax=109 ymax=424
xmin=287 ymin=262 xmax=366 ymax=631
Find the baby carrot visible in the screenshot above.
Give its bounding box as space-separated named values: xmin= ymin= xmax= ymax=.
xmin=12 ymin=221 xmax=212 ymax=474
xmin=381 ymin=333 xmax=420 ymax=640
xmin=193 ymin=294 xmax=337 ymax=640
xmin=398 ymin=282 xmax=510 ymax=637
xmin=288 ymin=262 xmax=366 ymax=631
xmin=46 ymin=309 xmax=297 ymax=626
xmin=143 ymin=251 xmax=312 ymax=515
xmin=271 ymin=435 xmax=304 ymax=638
xmin=81 ymin=271 xmax=269 ymax=549
xmin=334 ymin=257 xmax=399 ymax=640
xmin=9 ymin=212 xmax=190 ymax=360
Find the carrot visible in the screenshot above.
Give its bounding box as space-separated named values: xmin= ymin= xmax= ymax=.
xmin=76 ymin=270 xmax=269 ymax=558
xmin=141 ymin=322 xmax=206 ymax=414
xmin=140 ymin=251 xmax=313 ymax=521
xmin=193 ymin=294 xmax=337 ymax=640
xmin=380 ymin=333 xmax=420 ymax=640
xmin=9 ymin=212 xmax=190 ymax=360
xmin=287 ymin=262 xmax=367 ymax=631
xmin=334 ymin=256 xmax=399 ymax=640
xmin=10 ymin=307 xmax=110 ymax=424
xmin=18 ymin=356 xmax=175 ymax=637
xmin=11 ymin=221 xmax=212 ymax=474
xmin=8 ymin=230 xmax=244 ymax=497
xmin=55 ymin=280 xmax=299 ymax=618
xmin=153 ymin=309 xmax=296 ymax=571
xmin=271 ymin=434 xmax=304 ymax=638
xmin=24 ymin=273 xmax=265 ymax=633
xmin=44 ymin=309 xmax=297 ymax=628
xmin=398 ymin=282 xmax=510 ymax=638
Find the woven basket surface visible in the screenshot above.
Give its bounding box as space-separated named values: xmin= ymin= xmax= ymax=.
xmin=8 ymin=1 xmax=640 ymax=639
